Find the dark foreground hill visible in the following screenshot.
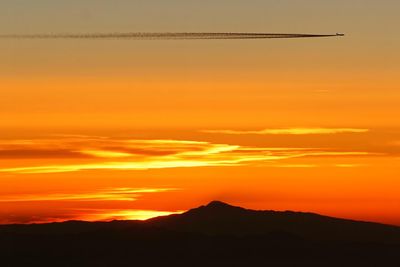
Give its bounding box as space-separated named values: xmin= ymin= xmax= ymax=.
xmin=1 ymin=201 xmax=399 ymax=266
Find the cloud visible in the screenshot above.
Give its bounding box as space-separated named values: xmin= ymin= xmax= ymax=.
xmin=271 ymin=164 xmax=319 ymax=168
xmin=0 ymin=136 xmax=374 ymax=174
xmin=202 ymin=128 xmax=370 ymax=135
xmin=334 ymin=164 xmax=366 ymax=168
xmin=0 ymin=188 xmax=176 ymax=202
xmin=0 ymin=149 xmax=89 ymax=159
xmin=79 ymin=150 xmax=134 ymax=158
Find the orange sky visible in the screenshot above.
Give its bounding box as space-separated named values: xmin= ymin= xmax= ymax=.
xmin=1 ymin=1 xmax=400 ymax=225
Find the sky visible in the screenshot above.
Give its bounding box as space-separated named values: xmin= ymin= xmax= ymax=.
xmin=0 ymin=0 xmax=400 ymax=225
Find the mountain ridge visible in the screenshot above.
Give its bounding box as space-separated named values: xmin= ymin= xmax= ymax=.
xmin=146 ymin=201 xmax=400 ymax=244
xmin=2 ymin=200 xmax=399 ymax=243
xmin=1 ymin=201 xmax=399 ymax=266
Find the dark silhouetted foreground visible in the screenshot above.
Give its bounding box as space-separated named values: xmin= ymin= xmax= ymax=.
xmin=1 ymin=201 xmax=399 ymax=266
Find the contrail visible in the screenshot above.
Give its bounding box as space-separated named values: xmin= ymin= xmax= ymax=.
xmin=0 ymin=32 xmax=343 ymax=40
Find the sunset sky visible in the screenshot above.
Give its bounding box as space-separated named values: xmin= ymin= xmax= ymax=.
xmin=1 ymin=1 xmax=399 ymax=225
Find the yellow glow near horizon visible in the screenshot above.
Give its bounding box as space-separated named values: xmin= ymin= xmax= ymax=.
xmin=86 ymin=210 xmax=184 ymax=221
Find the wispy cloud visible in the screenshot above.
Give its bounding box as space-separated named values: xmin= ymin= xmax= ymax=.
xmin=0 ymin=136 xmax=374 ymax=174
xmin=0 ymin=188 xmax=175 ymax=202
xmin=79 ymin=150 xmax=134 ymax=158
xmin=334 ymin=164 xmax=366 ymax=168
xmin=202 ymin=128 xmax=370 ymax=135
xmin=271 ymin=164 xmax=319 ymax=168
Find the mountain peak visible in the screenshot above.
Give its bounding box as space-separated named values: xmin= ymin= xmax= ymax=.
xmin=205 ymin=201 xmax=234 ymax=209
xmin=187 ymin=200 xmax=245 ymax=215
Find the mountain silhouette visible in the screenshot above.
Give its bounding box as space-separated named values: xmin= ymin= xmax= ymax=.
xmin=1 ymin=201 xmax=399 ymax=266
xmin=149 ymin=201 xmax=400 ymax=243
